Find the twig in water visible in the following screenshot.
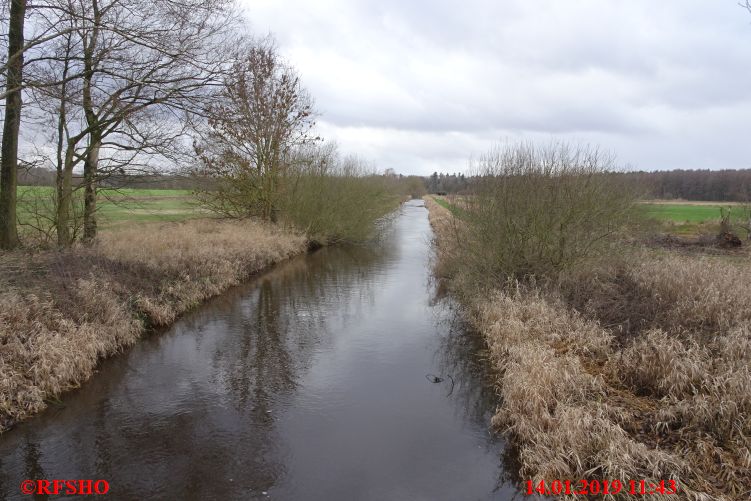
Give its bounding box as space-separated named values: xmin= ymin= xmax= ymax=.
xmin=426 ymin=373 xmax=455 ymax=397
xmin=445 ymin=374 xmax=455 ymax=397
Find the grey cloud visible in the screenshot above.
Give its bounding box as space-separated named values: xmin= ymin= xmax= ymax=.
xmin=242 ymin=0 xmax=751 ymax=175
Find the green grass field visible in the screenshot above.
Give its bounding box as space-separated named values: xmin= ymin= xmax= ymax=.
xmin=433 ymin=195 xmax=746 ymax=237
xmin=17 ymin=185 xmax=748 ymax=239
xmin=640 ymin=203 xmax=737 ymax=223
xmin=17 ymin=186 xmax=205 ymax=233
xmin=639 ymin=202 xmax=748 ymax=236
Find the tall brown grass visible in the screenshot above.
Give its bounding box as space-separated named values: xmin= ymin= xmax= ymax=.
xmin=426 ymin=194 xmax=751 ymax=501
xmin=0 ymin=219 xmax=306 ymax=431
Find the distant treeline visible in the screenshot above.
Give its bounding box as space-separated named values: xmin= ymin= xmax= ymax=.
xmin=619 ymin=169 xmax=751 ymax=202
xmin=425 ymin=168 xmax=751 ymax=202
xmin=19 ymin=167 xmax=202 ymax=191
xmin=425 ymin=172 xmax=469 ymax=194
xmin=21 ymin=166 xmax=751 ymax=202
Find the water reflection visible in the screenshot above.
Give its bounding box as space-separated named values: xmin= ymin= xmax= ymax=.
xmin=432 ymin=299 xmax=496 ymax=424
xmin=0 ymin=201 xmax=523 ymax=500
xmin=429 ymin=292 xmax=534 ymax=499
xmin=0 ymin=241 xmax=395 ymax=500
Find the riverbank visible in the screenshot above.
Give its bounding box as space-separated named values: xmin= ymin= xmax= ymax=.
xmin=0 ymin=200 xmax=518 ymax=500
xmin=425 ymin=196 xmax=751 ymax=501
xmin=0 ymin=219 xmax=307 ymax=432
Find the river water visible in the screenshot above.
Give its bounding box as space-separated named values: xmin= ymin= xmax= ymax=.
xmin=0 ymin=200 xmax=523 ymax=500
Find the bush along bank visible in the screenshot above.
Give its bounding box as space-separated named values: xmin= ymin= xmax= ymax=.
xmin=426 ymin=194 xmax=751 ymax=501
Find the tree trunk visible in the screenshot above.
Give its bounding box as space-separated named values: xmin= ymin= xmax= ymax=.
xmin=82 ymin=136 xmax=100 ymax=244
xmin=0 ymin=0 xmax=27 ymax=250
xmin=81 ymin=0 xmax=100 ymax=244
xmin=55 ymin=33 xmax=72 ymax=247
xmin=56 ymin=144 xmax=75 ymax=247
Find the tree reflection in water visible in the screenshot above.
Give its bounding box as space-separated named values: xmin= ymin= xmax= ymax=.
xmin=0 ymin=203 xmax=525 ymax=500
xmin=0 ymin=242 xmax=394 ymax=500
xmin=430 ymin=288 xmax=538 ymax=500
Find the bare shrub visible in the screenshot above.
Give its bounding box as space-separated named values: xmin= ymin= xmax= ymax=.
xmin=426 ymin=191 xmax=751 ymax=500
xmin=16 ymin=187 xmax=84 ymax=248
xmin=280 ymin=145 xmax=402 ymax=244
xmin=461 ymin=141 xmax=641 ymax=287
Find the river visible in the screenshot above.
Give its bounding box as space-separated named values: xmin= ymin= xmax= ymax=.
xmin=0 ymin=200 xmax=524 ymax=500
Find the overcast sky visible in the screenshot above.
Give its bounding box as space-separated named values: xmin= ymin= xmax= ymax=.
xmin=241 ymin=0 xmax=751 ymax=175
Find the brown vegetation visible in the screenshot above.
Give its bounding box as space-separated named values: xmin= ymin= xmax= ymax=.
xmin=461 ymin=142 xmax=640 ymax=286
xmin=279 ymin=151 xmax=405 ymax=245
xmin=0 ymin=219 xmax=306 ymax=432
xmin=426 ymin=192 xmax=751 ymax=500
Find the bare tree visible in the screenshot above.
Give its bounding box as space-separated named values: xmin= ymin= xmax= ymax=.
xmin=194 ymin=38 xmax=317 ymax=221
xmin=0 ymin=0 xmax=94 ymax=248
xmin=0 ymin=1 xmax=83 ymax=100
xmin=21 ymin=0 xmax=238 ymax=246
xmin=0 ymin=0 xmax=25 ymax=249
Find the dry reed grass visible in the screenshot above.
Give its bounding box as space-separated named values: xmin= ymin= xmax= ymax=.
xmin=98 ymin=219 xmax=305 ymax=325
xmin=425 ymin=196 xmax=751 ymax=501
xmin=0 ymin=219 xmax=306 ymax=431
